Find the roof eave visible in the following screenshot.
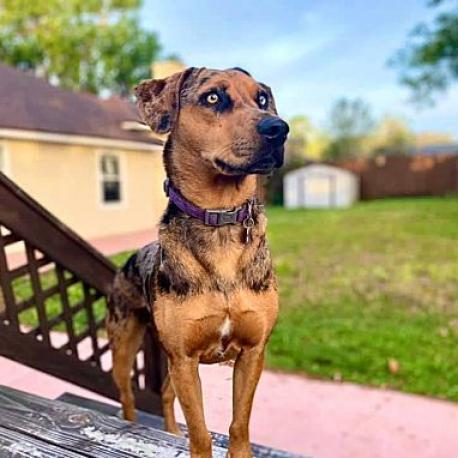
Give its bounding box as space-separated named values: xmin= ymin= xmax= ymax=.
xmin=0 ymin=128 xmax=164 ymax=151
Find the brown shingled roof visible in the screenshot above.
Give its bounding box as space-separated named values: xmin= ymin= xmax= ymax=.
xmin=0 ymin=63 xmax=162 ymax=146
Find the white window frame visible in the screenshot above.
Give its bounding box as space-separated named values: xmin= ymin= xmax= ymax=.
xmin=0 ymin=142 xmax=11 ymax=176
xmin=96 ymin=151 xmax=127 ymax=209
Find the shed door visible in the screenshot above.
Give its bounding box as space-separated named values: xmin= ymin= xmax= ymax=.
xmin=302 ymin=175 xmax=335 ymax=207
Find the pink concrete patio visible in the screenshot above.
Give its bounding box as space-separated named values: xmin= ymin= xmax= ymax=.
xmin=89 ymin=227 xmax=158 ymax=256
xmin=2 ymin=355 xmax=458 ymax=458
xmin=6 ymin=227 xmax=158 ymax=269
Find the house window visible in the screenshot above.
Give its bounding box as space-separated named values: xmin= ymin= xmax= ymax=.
xmin=100 ymin=154 xmax=122 ymax=204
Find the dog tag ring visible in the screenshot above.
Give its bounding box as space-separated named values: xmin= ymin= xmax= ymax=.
xmin=243 ymin=217 xmax=255 ymax=244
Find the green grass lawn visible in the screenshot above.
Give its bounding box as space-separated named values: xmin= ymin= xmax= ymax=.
xmin=11 ymin=196 xmax=458 ymax=400
xmin=266 ymin=196 xmax=458 ymax=400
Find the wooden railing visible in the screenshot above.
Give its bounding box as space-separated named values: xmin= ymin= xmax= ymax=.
xmin=0 ymin=172 xmax=166 ymax=414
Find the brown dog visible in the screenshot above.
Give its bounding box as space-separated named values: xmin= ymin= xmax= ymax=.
xmin=106 ymin=67 xmax=288 ymax=457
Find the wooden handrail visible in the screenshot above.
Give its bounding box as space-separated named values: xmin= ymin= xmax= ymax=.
xmin=0 ymin=172 xmax=115 ymax=293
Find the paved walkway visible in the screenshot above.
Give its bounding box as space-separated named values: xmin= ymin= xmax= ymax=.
xmin=6 ymin=227 xmax=158 ymax=269
xmin=1 ymin=355 xmax=458 ymax=458
xmin=89 ymin=227 xmax=158 ymax=257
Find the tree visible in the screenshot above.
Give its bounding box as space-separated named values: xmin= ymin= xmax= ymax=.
xmin=286 ymin=115 xmax=329 ymax=161
xmin=414 ymin=131 xmax=455 ymax=147
xmin=324 ymin=97 xmax=375 ymax=160
xmin=0 ymin=0 xmax=161 ymax=95
xmin=285 ymin=116 xmax=309 ymax=164
xmin=365 ymin=116 xmax=414 ymax=155
xmin=390 ymin=0 xmax=458 ymax=104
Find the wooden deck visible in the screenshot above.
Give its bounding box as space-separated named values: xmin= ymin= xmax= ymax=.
xmin=0 ymin=385 xmax=303 ymax=457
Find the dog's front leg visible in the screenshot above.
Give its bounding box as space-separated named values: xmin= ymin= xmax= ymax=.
xmin=168 ymin=357 xmax=212 ymax=457
xmin=229 ymin=345 xmax=265 ymax=458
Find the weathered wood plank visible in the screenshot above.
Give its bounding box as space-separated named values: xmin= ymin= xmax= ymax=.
xmin=0 ymin=385 xmax=227 ymax=457
xmin=58 ymin=393 xmax=304 ymax=458
xmin=0 ymin=426 xmax=86 ymax=458
xmin=0 ymin=385 xmax=305 ymax=457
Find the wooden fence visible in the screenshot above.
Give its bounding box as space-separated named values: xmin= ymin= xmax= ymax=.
xmin=336 ymin=153 xmax=458 ymax=200
xmin=0 ymin=172 xmax=166 ymax=414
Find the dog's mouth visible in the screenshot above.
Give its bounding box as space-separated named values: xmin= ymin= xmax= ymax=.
xmin=214 ymin=159 xmax=248 ymax=175
xmin=214 ymin=147 xmax=284 ymax=176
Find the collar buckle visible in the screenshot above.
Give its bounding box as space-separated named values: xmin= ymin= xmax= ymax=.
xmin=204 ymin=208 xmax=239 ymax=226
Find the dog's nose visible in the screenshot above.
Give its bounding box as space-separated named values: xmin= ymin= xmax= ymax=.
xmin=257 ymin=117 xmax=289 ymax=145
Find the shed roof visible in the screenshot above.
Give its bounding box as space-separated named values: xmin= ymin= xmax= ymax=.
xmin=0 ymin=63 xmax=161 ymax=146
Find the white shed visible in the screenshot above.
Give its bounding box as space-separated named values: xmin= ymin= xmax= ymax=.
xmin=284 ymin=164 xmax=359 ymax=209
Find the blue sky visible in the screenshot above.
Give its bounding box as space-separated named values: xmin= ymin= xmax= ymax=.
xmin=141 ymin=0 xmax=458 ymax=138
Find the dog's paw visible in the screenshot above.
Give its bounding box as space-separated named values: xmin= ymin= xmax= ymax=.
xmin=227 ymin=446 xmax=252 ymax=458
xmin=167 ymin=426 xmax=184 ymax=437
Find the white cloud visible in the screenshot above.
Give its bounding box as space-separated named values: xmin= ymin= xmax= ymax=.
xmin=187 ymin=29 xmax=337 ymax=76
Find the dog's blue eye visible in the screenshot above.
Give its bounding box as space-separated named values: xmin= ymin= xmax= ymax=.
xmin=258 ymin=94 xmax=268 ymax=108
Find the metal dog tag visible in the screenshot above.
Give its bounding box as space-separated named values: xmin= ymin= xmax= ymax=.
xmin=243 ymin=217 xmax=255 ymax=244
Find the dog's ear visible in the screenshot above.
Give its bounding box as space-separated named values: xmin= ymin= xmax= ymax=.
xmin=134 ymin=67 xmax=196 ymax=134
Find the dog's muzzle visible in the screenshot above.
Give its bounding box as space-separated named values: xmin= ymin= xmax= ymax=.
xmin=257 ymin=117 xmax=289 ymax=147
xmin=215 ymin=117 xmax=289 ymax=175
xmin=244 ymin=117 xmax=289 ymax=173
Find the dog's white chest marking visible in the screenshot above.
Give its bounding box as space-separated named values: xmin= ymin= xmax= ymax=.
xmin=214 ymin=316 xmax=233 ymax=358
xmin=220 ymin=316 xmax=232 ymax=339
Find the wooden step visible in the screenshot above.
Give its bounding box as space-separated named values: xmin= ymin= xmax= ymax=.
xmin=1 ymin=384 xmax=213 ymax=457
xmin=57 ymin=392 xmax=304 ymax=457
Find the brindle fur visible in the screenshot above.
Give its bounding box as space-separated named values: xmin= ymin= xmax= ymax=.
xmin=106 ymin=67 xmax=287 ymax=458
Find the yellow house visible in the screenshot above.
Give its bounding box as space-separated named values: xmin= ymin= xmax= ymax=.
xmin=0 ymin=63 xmax=168 ymax=241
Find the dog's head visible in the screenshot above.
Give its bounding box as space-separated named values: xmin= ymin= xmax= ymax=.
xmin=135 ymin=67 xmax=289 ymax=175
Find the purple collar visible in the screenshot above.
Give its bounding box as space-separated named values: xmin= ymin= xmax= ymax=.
xmin=163 ymin=179 xmax=255 ymax=227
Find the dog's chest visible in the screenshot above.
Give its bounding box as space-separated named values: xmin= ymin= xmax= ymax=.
xmin=195 ymin=288 xmax=276 ymax=363
xmin=205 ymin=315 xmax=235 ymax=361
xmin=154 ymin=276 xmax=278 ymax=363
xmin=197 ymin=305 xmax=243 ymax=363
xmin=205 ymin=237 xmax=245 ymax=281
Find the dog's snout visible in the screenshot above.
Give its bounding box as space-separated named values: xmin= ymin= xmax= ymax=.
xmin=256 ymin=117 xmax=289 ymax=144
